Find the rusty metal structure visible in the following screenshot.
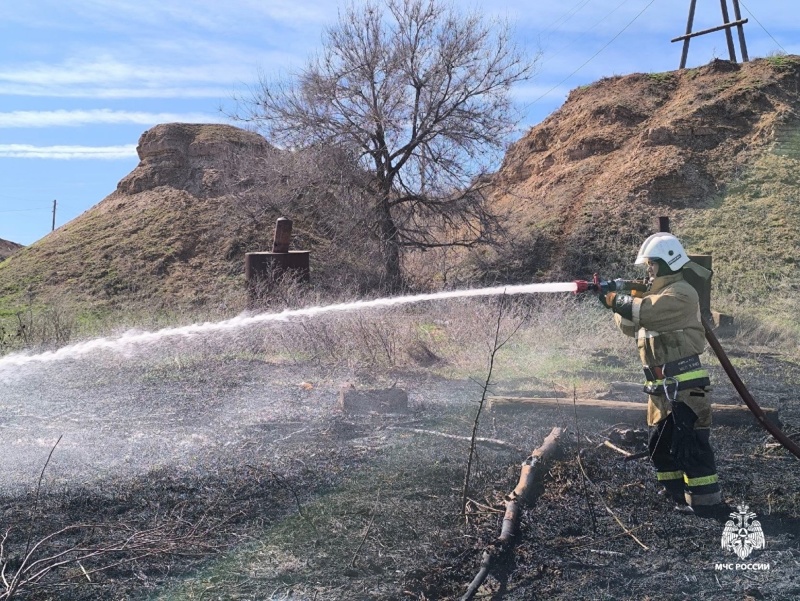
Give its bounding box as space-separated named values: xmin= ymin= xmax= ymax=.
xmin=244 ymin=218 xmax=310 ymax=300
xmin=672 ymin=0 xmax=750 ymax=69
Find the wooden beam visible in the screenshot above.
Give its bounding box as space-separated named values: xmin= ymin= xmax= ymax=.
xmin=671 ymin=18 xmax=748 ymax=43
xmin=731 ymin=0 xmax=750 ymax=61
xmin=488 ymin=395 xmax=779 ymax=427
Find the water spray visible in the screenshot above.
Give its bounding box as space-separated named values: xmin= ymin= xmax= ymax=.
xmin=0 ymin=282 xmax=579 ymax=369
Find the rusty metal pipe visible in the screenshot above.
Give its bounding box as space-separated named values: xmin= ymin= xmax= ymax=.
xmin=272 ymin=217 xmax=292 ymax=253
xmin=702 ymin=315 xmax=800 ymax=460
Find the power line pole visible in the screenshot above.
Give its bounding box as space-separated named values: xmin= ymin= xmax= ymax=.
xmin=52 ymin=199 xmax=57 ymax=232
xmin=672 ymin=0 xmax=750 ymax=69
xmin=730 ymin=0 xmax=750 ymax=62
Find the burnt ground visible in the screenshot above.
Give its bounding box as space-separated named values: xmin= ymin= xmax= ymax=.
xmin=1 ymin=338 xmax=800 ymax=601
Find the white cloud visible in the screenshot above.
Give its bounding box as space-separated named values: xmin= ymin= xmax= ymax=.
xmin=0 ymin=144 xmax=138 ymax=160
xmin=0 ymin=51 xmax=292 ymax=98
xmin=0 ymin=0 xmax=334 ymax=33
xmin=0 ymin=109 xmax=227 ymax=128
xmin=0 ymin=56 xmax=243 ymax=87
xmin=0 ymin=84 xmax=236 ymax=99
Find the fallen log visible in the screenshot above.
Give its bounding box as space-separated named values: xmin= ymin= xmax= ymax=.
xmin=460 ymin=427 xmax=563 ymax=601
xmin=488 ymin=396 xmax=780 ymax=427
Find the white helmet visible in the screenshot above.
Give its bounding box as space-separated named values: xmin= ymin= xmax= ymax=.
xmin=635 ymin=233 xmax=689 ymax=271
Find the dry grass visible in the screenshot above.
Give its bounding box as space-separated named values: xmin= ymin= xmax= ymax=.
xmin=3 ymin=280 xmax=800 ymax=600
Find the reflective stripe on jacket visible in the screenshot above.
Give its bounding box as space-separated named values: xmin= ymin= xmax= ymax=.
xmin=613 ymin=271 xmax=711 ymax=425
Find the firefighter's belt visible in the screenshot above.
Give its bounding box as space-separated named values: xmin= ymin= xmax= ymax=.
xmin=643 ymin=354 xmax=710 ymax=394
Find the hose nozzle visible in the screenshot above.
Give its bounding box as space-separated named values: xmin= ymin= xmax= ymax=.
xmin=574 ymin=273 xmax=605 ymax=294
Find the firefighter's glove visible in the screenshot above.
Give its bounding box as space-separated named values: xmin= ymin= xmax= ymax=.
xmin=670 ymin=402 xmax=701 ymax=469
xmin=599 ymin=292 xmax=634 ymax=320
xmin=611 ymin=278 xmax=628 ymax=292
xmin=599 ymin=291 xmax=616 ymax=308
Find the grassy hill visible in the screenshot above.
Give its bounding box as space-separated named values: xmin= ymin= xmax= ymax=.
xmin=1 ymin=56 xmax=799 ymax=344
xmin=475 ymin=55 xmax=800 ymax=325
xmin=0 ymin=124 xmax=383 ymax=319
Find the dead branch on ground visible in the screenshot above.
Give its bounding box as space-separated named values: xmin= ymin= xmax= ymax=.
xmin=1 ymin=504 xmax=227 ymax=600
xmin=350 ymin=490 xmax=381 ymax=568
xmin=602 ymin=440 xmax=633 ymax=457
xmin=460 ymin=428 xmax=563 ymax=601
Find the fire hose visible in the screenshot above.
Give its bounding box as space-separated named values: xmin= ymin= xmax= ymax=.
xmin=701 ymin=315 xmax=800 ymax=460
xmin=459 ymin=279 xmax=798 ymax=599
xmin=574 ymin=274 xmax=800 ymax=460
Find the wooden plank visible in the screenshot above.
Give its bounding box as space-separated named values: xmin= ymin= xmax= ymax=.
xmin=487 ymin=395 xmax=779 ymax=427
xmin=731 ymin=0 xmax=750 ymax=61
xmin=719 ymin=0 xmax=738 ymax=62
xmin=670 ymin=18 xmax=747 ymax=43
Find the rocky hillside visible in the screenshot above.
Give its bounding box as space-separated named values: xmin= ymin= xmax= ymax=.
xmin=0 ymin=238 xmax=22 ymax=262
xmin=482 ymin=56 xmax=800 ymax=307
xmin=0 ymin=123 xmax=382 ymax=310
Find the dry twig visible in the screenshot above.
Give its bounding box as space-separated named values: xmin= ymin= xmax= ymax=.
xmin=2 ymin=448 xmax=229 ymax=601
xmin=388 ymin=427 xmax=517 ymax=450
xmin=350 ymin=490 xmax=381 ymax=568
xmin=576 ymin=455 xmax=649 ymax=551
xmin=461 ymin=295 xmax=523 ymax=516
xmin=602 ymin=440 xmax=632 ymax=457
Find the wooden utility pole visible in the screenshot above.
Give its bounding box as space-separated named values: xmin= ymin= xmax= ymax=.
xmin=672 ymin=0 xmax=750 ymax=69
xmin=730 ymin=0 xmax=750 ymax=62
xmin=52 ymin=199 xmax=57 ymax=231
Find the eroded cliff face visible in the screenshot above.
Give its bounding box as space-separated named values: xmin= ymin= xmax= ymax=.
xmin=487 ymin=57 xmax=800 ymax=279
xmin=0 ymin=122 xmax=381 ymax=308
xmin=117 ymin=123 xmax=270 ymax=197
xmin=0 ymin=239 xmax=23 ymax=262
xmin=0 ymin=123 xmax=276 ymax=307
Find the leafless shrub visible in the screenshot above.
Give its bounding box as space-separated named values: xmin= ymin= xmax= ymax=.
xmin=270 ymin=311 xmax=408 ymax=371
xmin=461 ymin=296 xmax=524 ymax=516
xmin=0 ymin=295 xmax=78 ymax=354
xmin=403 ymin=245 xmax=474 ymax=290
xmin=246 ymin=264 xmax=313 ymax=309
xmin=219 ymin=142 xmax=387 ymax=294
xmin=1 ymin=439 xmax=229 ymax=601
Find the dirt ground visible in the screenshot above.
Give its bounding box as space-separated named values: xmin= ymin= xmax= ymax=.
xmin=2 ymin=334 xmax=800 ymax=601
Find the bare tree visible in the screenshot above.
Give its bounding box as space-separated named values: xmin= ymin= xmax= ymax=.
xmin=235 ymin=0 xmax=537 ymax=289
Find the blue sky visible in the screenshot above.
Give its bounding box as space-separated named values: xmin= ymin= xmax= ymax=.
xmin=0 ymin=0 xmax=796 ymax=246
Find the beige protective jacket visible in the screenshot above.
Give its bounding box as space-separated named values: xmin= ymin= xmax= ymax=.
xmin=613 ymin=271 xmax=711 ymax=426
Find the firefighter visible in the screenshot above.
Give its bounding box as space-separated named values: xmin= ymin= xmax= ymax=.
xmin=599 ymin=232 xmax=724 ymax=518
